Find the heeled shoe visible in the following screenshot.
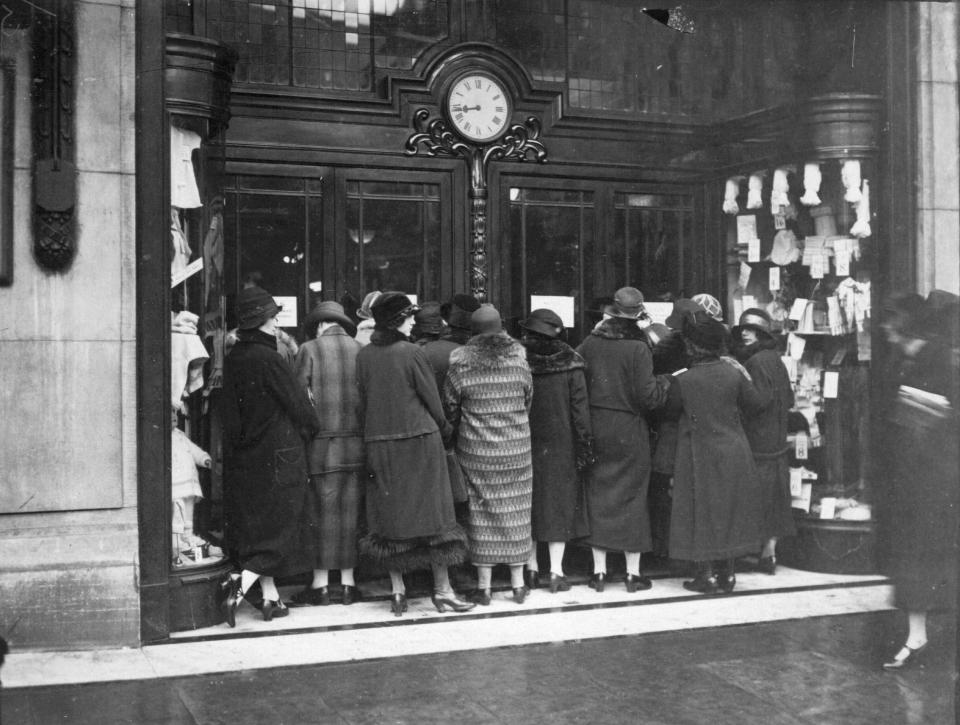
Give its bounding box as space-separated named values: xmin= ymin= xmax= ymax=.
xmin=389 ymin=593 xmax=408 ymax=617
xmin=758 ymin=555 xmax=776 ymax=575
xmin=341 ymin=585 xmax=359 ymax=606
xmin=624 ymin=573 xmax=652 ymax=593
xmin=290 ymin=585 xmax=330 ymax=607
xmin=882 ymin=642 xmax=928 ymax=670
xmin=682 ymin=572 xmax=718 ymax=594
xmin=469 ymin=588 xmax=492 ymax=606
xmin=717 ymin=573 xmax=736 ymax=593
xmin=261 ymin=599 xmax=289 ymax=622
xmin=512 ymin=587 xmax=527 ymax=604
xmin=432 ymin=593 xmax=476 ymax=613
xmin=548 ymin=574 xmax=571 ymax=593
xmin=524 ymin=570 xmax=540 ymax=591
xmin=220 ymin=574 xmax=243 ymax=628
xmin=588 ymin=573 xmax=606 ymax=592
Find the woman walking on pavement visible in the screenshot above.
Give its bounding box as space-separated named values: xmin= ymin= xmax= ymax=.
xmin=356 ymin=292 xmax=475 ymax=616
xmin=576 ymin=287 xmax=671 ymax=593
xmin=519 ymin=309 xmax=594 ymax=593
xmin=665 ymin=309 xmax=765 ymax=594
xmin=221 ymin=286 xmax=321 ymax=625
xmin=444 ymin=304 xmax=534 ymax=605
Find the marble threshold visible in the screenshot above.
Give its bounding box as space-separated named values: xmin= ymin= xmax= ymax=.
xmin=5 ymin=567 xmax=892 ymax=689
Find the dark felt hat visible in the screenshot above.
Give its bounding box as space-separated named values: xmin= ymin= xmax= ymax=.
xmin=237 ymin=286 xmax=282 ymax=330
xmin=447 ymin=293 xmax=481 ymax=330
xmin=471 ymin=304 xmax=503 ymax=335
xmin=413 ymin=302 xmax=445 ymax=337
xmin=304 ymin=301 xmax=357 ymax=339
xmin=520 ymin=308 xmax=564 ymax=339
xmin=665 ymin=298 xmax=703 ymax=330
xmin=732 ymin=307 xmax=774 ymax=340
xmin=682 ymin=309 xmax=727 ymax=352
xmin=371 ymin=291 xmax=420 ymax=329
xmin=605 ymin=287 xmax=646 ymax=319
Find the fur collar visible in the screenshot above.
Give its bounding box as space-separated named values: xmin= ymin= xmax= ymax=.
xmin=236 ymin=328 xmax=279 ymax=350
xmin=590 ymin=317 xmax=648 ymax=342
xmin=370 ymin=328 xmax=408 ymax=346
xmin=523 ymin=337 xmax=585 ymax=374
xmin=455 ymin=333 xmax=525 ymax=369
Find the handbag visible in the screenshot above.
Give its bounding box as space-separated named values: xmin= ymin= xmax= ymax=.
xmin=445 ymin=450 xmax=469 ymax=504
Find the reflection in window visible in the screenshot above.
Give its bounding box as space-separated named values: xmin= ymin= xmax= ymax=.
xmin=505 ymin=188 xmax=594 ymax=344
xmin=613 ymin=192 xmax=692 ymax=301
xmin=343 ymin=181 xmax=441 ymax=304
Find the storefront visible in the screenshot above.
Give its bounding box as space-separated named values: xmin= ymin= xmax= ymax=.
xmin=1 ymin=0 xmax=956 ymax=650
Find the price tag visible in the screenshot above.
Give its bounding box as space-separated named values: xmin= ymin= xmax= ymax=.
xmin=739 ymin=262 xmax=752 ymax=290
xmin=794 ymin=432 xmax=808 ymax=460
xmin=748 ymin=236 xmax=760 ymax=263
xmin=787 ymin=332 xmax=806 ymax=360
xmin=774 ymin=214 xmax=786 ymax=230
xmin=823 ymin=371 xmax=839 ymax=398
xmin=741 ymin=295 xmax=757 ymax=312
xmin=736 ymin=215 xmax=758 ymax=246
xmin=768 ymin=266 xmax=780 ymax=291
xmin=810 ymin=254 xmax=825 ymax=279
xmin=790 ymin=467 xmax=803 ymax=497
xmin=789 ymin=298 xmax=809 ymax=321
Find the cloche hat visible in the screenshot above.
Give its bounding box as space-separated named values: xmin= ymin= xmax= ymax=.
xmin=520 ymin=308 xmax=564 ymax=339
xmin=371 ymin=291 xmax=420 ymax=329
xmin=732 ymin=307 xmax=775 ymax=340
xmin=471 ymin=304 xmax=503 ymax=335
xmin=682 ymin=309 xmax=727 ymax=352
xmin=304 ymin=301 xmax=357 ymax=339
xmin=605 ymin=287 xmax=646 ymax=319
xmin=237 ymin=286 xmax=282 ymax=330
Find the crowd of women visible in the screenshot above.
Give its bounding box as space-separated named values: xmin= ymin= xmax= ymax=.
xmin=217 ymin=281 xmax=958 ymax=671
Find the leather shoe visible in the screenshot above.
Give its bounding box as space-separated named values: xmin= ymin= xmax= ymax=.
xmin=548 ymin=574 xmax=571 ymax=593
xmin=512 ymin=587 xmax=527 ymax=604
xmin=390 ymin=593 xmax=408 ymax=617
xmin=758 ymin=555 xmax=776 ymax=575
xmin=432 ymin=593 xmax=476 ymax=613
xmin=220 ymin=574 xmax=243 ymax=628
xmin=469 ymin=588 xmax=492 ymax=606
xmin=341 ymin=585 xmax=359 ymax=605
xmin=883 ymin=642 xmax=928 ymax=670
xmin=624 ymin=573 xmax=652 ymax=592
xmin=588 ymin=573 xmax=606 ymax=592
xmin=524 ymin=570 xmax=540 ymax=591
xmin=261 ymin=599 xmax=289 ymax=622
xmin=682 ymin=574 xmax=718 ymax=594
xmin=290 ymin=585 xmax=330 ymax=607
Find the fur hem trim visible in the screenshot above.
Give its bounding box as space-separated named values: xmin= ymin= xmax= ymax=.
xmin=359 ymin=527 xmax=468 ymax=572
xmin=454 ymin=333 xmax=526 ymax=369
xmin=523 ymin=338 xmax=585 ymax=374
xmin=591 ymin=317 xmax=648 ymax=341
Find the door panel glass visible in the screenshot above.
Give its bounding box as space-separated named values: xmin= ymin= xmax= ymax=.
xmin=614 ymin=191 xmax=691 ymax=301
xmin=342 ymin=181 xmax=442 ymax=304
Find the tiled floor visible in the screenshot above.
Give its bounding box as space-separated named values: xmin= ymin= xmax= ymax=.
xmin=3 ymin=610 xmax=955 ymax=724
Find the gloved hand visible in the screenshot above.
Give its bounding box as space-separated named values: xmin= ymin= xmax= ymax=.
xmin=575 ymin=436 xmax=598 ymax=473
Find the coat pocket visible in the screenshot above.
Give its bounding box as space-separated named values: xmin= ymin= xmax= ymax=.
xmin=274 ymin=446 xmax=305 ymax=488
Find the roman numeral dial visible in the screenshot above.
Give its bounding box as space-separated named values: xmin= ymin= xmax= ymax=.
xmin=444 ymin=71 xmax=513 ymax=143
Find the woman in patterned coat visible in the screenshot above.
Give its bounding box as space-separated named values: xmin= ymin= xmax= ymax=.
xmin=444 ymin=304 xmax=534 ymax=605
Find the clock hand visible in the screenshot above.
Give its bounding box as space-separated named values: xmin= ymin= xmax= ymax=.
xmin=452 ymin=104 xmax=482 ymax=112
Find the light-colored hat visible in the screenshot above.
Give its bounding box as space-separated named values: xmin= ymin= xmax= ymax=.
xmin=691 ymin=293 xmax=724 ymax=322
xmin=356 ymin=290 xmax=382 ymax=320
xmin=605 ymin=287 xmax=646 ymax=319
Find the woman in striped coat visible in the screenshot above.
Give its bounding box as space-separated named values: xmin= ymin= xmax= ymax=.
xmin=443 ymin=304 xmax=534 ymax=605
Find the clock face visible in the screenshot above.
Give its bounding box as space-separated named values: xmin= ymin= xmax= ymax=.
xmin=445 ymin=72 xmax=512 ymax=143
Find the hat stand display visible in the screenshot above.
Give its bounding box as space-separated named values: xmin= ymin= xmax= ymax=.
xmin=721 ymin=93 xmax=881 ymax=575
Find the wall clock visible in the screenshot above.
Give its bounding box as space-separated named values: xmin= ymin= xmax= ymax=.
xmin=444 ymin=71 xmax=513 ymax=144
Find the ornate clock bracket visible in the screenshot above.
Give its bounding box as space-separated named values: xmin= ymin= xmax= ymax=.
xmin=32 ymin=0 xmax=76 ymax=272
xmin=405 ymin=108 xmax=547 ymax=301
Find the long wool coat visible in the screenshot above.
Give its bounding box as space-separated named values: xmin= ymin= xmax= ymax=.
xmin=523 ymin=337 xmax=592 ymax=542
xmin=576 ymin=317 xmax=669 ymax=552
xmin=737 ymin=341 xmax=796 ymax=540
xmin=666 ymin=358 xmax=766 ymax=561
xmin=222 ymin=329 xmax=320 ymax=577
xmin=443 ymin=333 xmax=534 ymax=565
xmin=356 ymin=328 xmax=466 ymax=572
xmin=295 ymin=325 xmax=364 ymax=569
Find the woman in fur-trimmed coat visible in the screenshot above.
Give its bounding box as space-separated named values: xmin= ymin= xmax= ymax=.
xmin=443 ymin=305 xmax=534 ymax=604
xmin=576 ymin=288 xmax=670 ymax=593
xmin=356 ymin=292 xmax=474 ymax=616
xmin=519 ymin=309 xmax=593 ymax=593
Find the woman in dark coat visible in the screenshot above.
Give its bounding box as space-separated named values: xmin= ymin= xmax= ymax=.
xmin=444 ymin=305 xmax=534 ymax=605
xmin=730 ymin=308 xmax=795 ymax=575
xmin=877 ymin=291 xmax=959 ymax=669
xmin=519 ymin=309 xmax=594 ymax=593
xmin=576 ymin=287 xmax=670 ymax=593
xmin=356 ymin=292 xmax=474 ymax=616
xmin=221 ymin=286 xmax=321 ymax=626
xmin=665 ymin=309 xmax=766 ymax=594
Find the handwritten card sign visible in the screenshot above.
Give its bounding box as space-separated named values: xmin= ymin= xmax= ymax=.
xmin=530 ymin=295 xmax=574 ymax=328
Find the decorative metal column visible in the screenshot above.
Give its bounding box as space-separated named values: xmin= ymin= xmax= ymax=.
xmin=405 ymin=108 xmax=547 ymax=301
